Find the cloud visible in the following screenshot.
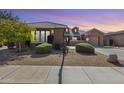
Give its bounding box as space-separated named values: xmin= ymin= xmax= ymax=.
xmin=9 ymin=9 xmax=124 ymax=32
xmin=76 ymin=22 xmax=124 ymax=32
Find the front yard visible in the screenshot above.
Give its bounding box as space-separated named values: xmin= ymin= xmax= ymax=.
xmin=0 ymin=47 xmax=124 ymax=67
xmin=64 ymin=49 xmax=124 ymax=66
xmin=0 ymin=47 xmax=62 ymax=66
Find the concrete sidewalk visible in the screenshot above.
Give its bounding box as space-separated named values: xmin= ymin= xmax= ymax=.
xmin=0 ymin=65 xmax=124 ymax=84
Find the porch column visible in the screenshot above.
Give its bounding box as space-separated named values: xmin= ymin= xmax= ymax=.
xmin=39 ymin=31 xmax=41 ymax=42
xmin=44 ymin=31 xmax=46 ymax=42
xmin=34 ymin=30 xmax=36 ymax=41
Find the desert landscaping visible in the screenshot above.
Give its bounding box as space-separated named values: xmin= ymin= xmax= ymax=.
xmin=0 ymin=46 xmax=124 ymax=67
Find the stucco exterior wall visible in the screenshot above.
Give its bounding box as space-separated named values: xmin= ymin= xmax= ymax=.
xmin=53 ymin=28 xmax=65 ymax=45
xmin=104 ymin=34 xmax=124 ymax=46
xmin=88 ymin=30 xmax=104 ymax=46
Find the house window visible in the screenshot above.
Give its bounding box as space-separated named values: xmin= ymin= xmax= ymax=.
xmin=41 ymin=31 xmax=45 ymax=42
xmin=66 ymin=28 xmax=69 ymax=32
xmin=75 ymin=29 xmax=77 ymax=32
xmin=51 ymin=30 xmax=54 ymax=34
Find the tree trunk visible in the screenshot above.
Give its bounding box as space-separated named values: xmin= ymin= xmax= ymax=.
xmin=18 ymin=42 xmax=22 ymax=52
xmin=7 ymin=42 xmax=14 ymax=49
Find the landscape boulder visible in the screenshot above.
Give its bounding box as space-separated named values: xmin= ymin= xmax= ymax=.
xmin=107 ymin=54 xmax=118 ymax=63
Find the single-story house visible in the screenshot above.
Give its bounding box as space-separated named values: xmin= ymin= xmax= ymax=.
xmin=28 ymin=21 xmax=68 ymax=45
xmin=104 ymin=30 xmax=124 ymax=46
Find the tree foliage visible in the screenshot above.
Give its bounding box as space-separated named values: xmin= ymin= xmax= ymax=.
xmin=0 ymin=19 xmax=33 ymax=41
xmin=0 ymin=10 xmax=19 ymax=23
xmin=0 ymin=10 xmax=19 ymax=43
xmin=0 ymin=10 xmax=34 ymax=51
xmin=0 ymin=20 xmax=16 ymax=43
xmin=0 ymin=19 xmax=33 ymax=51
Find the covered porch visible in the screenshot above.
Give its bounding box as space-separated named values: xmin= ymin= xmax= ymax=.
xmin=32 ymin=28 xmax=54 ymax=44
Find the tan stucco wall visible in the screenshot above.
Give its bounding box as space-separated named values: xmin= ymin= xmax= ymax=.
xmin=88 ymin=31 xmax=104 ymax=46
xmin=89 ymin=36 xmax=103 ymax=46
xmin=104 ymin=34 xmax=124 ymax=46
xmin=53 ymin=28 xmax=65 ymax=45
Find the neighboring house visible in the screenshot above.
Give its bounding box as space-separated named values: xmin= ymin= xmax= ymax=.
xmin=28 ymin=21 xmax=68 ymax=45
xmin=64 ymin=27 xmax=104 ymax=46
xmin=104 ymin=30 xmax=124 ymax=46
xmin=64 ymin=27 xmax=81 ymax=44
xmin=84 ymin=28 xmax=104 ymax=46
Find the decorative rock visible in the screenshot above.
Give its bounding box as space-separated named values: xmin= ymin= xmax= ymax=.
xmin=107 ymin=54 xmax=118 ymax=63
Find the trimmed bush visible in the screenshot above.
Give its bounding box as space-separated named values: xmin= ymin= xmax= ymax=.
xmin=76 ymin=43 xmax=95 ymax=54
xmin=35 ymin=42 xmax=52 ymax=54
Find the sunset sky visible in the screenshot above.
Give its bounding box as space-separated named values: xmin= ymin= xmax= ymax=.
xmin=2 ymin=9 xmax=124 ymax=32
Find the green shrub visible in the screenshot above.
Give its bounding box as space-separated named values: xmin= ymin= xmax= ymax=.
xmin=76 ymin=43 xmax=95 ymax=54
xmin=35 ymin=42 xmax=52 ymax=54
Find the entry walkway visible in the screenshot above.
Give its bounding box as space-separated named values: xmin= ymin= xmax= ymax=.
xmin=0 ymin=65 xmax=124 ymax=84
xmin=67 ymin=46 xmax=75 ymax=49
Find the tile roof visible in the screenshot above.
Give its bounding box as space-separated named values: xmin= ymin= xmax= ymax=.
xmin=86 ymin=28 xmax=104 ymax=34
xmin=78 ymin=30 xmax=85 ymax=35
xmin=28 ymin=21 xmax=68 ymax=28
xmin=105 ymin=30 xmax=124 ymax=36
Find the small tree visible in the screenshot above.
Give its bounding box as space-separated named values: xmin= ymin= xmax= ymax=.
xmin=0 ymin=10 xmax=19 ymax=48
xmin=0 ymin=19 xmax=34 ymax=51
xmin=14 ymin=22 xmax=33 ymax=52
xmin=0 ymin=19 xmax=16 ymax=48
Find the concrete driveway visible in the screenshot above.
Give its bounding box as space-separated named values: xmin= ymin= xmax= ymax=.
xmin=0 ymin=65 xmax=124 ymax=84
xmin=95 ymin=47 xmax=124 ymax=61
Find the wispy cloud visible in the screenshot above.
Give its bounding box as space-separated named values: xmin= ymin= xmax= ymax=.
xmin=4 ymin=9 xmax=124 ymax=32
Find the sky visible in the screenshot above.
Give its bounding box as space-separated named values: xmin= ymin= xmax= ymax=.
xmin=2 ymin=9 xmax=124 ymax=32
